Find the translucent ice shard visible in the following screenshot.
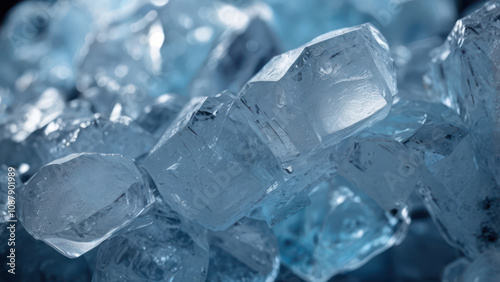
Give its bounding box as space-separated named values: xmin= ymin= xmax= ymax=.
xmin=207 ymin=218 xmax=280 ymax=281
xmin=93 ymin=200 xmax=209 ymax=282
xmin=24 ymin=112 xmax=156 ymax=174
xmin=18 ymin=153 xmax=155 ymax=258
xmin=190 ymin=17 xmax=281 ymax=97
xmin=443 ymin=251 xmax=500 ymax=282
xmin=426 ymin=1 xmax=500 ymax=184
xmin=135 ymin=93 xmax=187 ymax=139
xmin=273 ymin=175 xmax=407 ymax=282
xmin=143 ymin=91 xmax=284 ymax=230
xmin=239 ymin=23 xmax=396 ymax=175
xmin=403 ymin=105 xmax=500 ymax=257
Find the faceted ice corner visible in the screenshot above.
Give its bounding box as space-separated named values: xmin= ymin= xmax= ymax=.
xmin=0 ymin=225 xmax=93 ymax=281
xmin=0 ymin=1 xmax=91 ymax=93
xmin=93 ymin=200 xmax=209 ymax=282
xmin=18 ymin=153 xmax=155 ymax=258
xmin=238 ymin=23 xmax=396 ymax=175
xmin=190 ymin=17 xmax=282 ymax=98
xmin=403 ymin=105 xmax=500 ymax=258
xmin=143 ymin=91 xmax=284 ymax=230
xmin=273 ymin=175 xmax=407 ymax=282
xmin=207 ymin=218 xmax=280 ymax=281
xmin=425 ymin=1 xmax=500 ymax=184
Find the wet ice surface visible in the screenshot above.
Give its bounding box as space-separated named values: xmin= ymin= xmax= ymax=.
xmin=1 ymin=0 xmax=499 ymax=281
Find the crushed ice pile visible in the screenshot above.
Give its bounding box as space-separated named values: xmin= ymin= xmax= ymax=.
xmin=0 ymin=0 xmax=499 ymax=281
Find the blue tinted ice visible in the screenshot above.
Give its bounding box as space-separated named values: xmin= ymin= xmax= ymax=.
xmin=190 ymin=17 xmax=281 ymax=97
xmin=93 ymin=199 xmax=209 ymax=282
xmin=144 ymin=91 xmax=284 ymax=230
xmin=207 ymin=218 xmax=280 ymax=281
xmin=18 ymin=153 xmax=155 ymax=258
xmin=24 ymin=112 xmax=156 ymax=173
xmin=273 ymin=175 xmax=407 ymax=282
xmin=404 ymin=105 xmax=500 ymax=258
xmin=239 ymin=23 xmax=396 ymax=175
xmin=426 ymin=1 xmax=500 ymax=184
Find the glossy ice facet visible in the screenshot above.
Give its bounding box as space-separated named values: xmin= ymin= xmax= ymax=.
xmin=239 ymin=23 xmax=396 ymax=175
xmin=19 ymin=153 xmax=155 ymax=258
xmin=144 ymin=92 xmax=283 ymax=230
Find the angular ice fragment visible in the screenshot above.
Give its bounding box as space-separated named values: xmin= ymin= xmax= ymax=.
xmin=24 ymin=113 xmax=156 ymax=173
xmin=144 ymin=91 xmax=283 ymax=230
xmin=93 ymin=200 xmax=209 ymax=282
xmin=336 ymin=136 xmax=420 ymax=212
xmin=425 ymin=1 xmax=500 ymax=184
xmin=135 ymin=93 xmax=187 ymax=139
xmin=77 ymin=0 xmax=269 ymax=98
xmin=190 ymin=17 xmax=281 ymax=97
xmin=404 ymin=106 xmax=500 ymax=257
xmin=207 ymin=218 xmax=280 ymax=281
xmin=273 ymin=175 xmax=407 ymax=282
xmin=238 ymin=23 xmax=396 ymax=174
xmin=18 ymin=153 xmax=155 ymax=258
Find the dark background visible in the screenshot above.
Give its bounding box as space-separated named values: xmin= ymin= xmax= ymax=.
xmin=0 ymin=0 xmax=486 ymax=26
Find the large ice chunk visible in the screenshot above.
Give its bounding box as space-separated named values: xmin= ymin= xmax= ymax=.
xmin=18 ymin=153 xmax=155 ymax=258
xmin=93 ymin=199 xmax=209 ymax=282
xmin=207 ymin=218 xmax=280 ymax=281
xmin=273 ymin=175 xmax=407 ymax=282
xmin=425 ymin=1 xmax=500 ymax=184
xmin=238 ymin=23 xmax=396 ymax=175
xmin=144 ymin=91 xmax=283 ymax=230
xmin=404 ymin=106 xmax=500 ymax=258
